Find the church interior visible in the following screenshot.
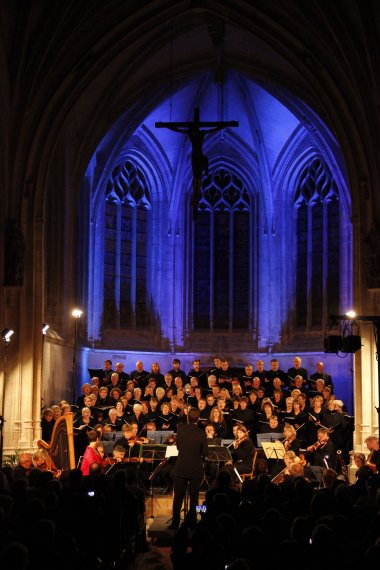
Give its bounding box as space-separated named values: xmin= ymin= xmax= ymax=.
xmin=0 ymin=0 xmax=379 ymax=459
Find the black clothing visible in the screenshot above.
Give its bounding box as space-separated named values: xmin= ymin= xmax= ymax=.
xmin=309 ymin=371 xmax=334 ymax=392
xmin=322 ymin=409 xmax=347 ymax=453
xmin=306 ymin=409 xmax=324 ymax=444
xmin=130 ymin=369 xmax=150 ymax=390
xmin=307 ymin=438 xmax=335 ymax=468
xmin=76 ymin=394 xmax=87 ymax=408
xmin=171 ymin=422 xmax=208 ymax=528
xmin=252 ymin=369 xmax=268 ymax=384
xmin=287 ymin=366 xmax=308 ymax=386
xmin=96 ymin=395 xmax=113 ymax=408
xmin=234 ymin=408 xmax=255 ymax=431
xmin=240 ymin=373 xmax=255 ymax=392
xmin=266 ymin=369 xmax=289 ymax=388
xmin=187 ymin=368 xmax=208 ymax=389
xmin=102 ymin=418 xmax=124 ymax=431
xmin=285 ymin=437 xmax=301 ymax=456
xmin=168 ymin=368 xmax=187 ymax=384
xmin=41 ymin=417 xmax=55 ymax=443
xmin=231 ymin=438 xmax=255 ymax=474
xmin=157 ymin=412 xmax=177 ymax=431
xmin=114 ymin=371 xmax=130 ymax=389
xmin=148 ymin=372 xmax=165 ymax=386
xmin=217 ymin=368 xmax=234 ymax=388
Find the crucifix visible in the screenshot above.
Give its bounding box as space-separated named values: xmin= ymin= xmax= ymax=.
xmin=156 ymin=108 xmax=239 ymax=219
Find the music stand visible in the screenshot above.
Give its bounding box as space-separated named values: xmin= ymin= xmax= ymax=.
xmin=256 ymin=433 xmax=283 ymax=447
xmin=147 ymin=430 xmax=174 ymax=444
xmin=202 ymin=445 xmax=233 ymax=490
xmin=261 ymin=441 xmax=285 ymax=460
xmin=140 ymin=444 xmax=167 ymax=520
xmin=207 ymin=445 xmax=232 ymax=463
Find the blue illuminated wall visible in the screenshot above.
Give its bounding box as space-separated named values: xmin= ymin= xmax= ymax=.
xmin=78 ymin=69 xmax=353 ymax=407
xmin=82 ymin=70 xmax=351 ymax=356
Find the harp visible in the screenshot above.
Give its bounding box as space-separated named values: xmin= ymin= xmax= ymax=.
xmin=37 ymin=412 xmax=75 ymax=471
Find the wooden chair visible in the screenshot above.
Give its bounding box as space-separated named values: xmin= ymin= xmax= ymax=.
xmin=240 ymin=453 xmax=256 ymax=482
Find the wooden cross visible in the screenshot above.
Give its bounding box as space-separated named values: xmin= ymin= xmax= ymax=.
xmin=156 ymin=108 xmax=239 ymax=218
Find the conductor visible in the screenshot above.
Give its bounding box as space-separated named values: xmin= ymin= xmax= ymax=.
xmin=168 ymin=407 xmax=208 ymax=530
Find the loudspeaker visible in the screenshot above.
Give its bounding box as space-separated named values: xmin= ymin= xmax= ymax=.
xmin=324 ymin=335 xmax=343 ymax=353
xmin=341 ymin=335 xmax=362 ymax=353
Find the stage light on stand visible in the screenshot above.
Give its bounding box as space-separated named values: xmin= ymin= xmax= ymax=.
xmin=0 ymin=328 xmax=15 ymax=466
xmin=345 ymin=310 xmax=357 ymax=319
xmin=1 ymin=329 xmax=14 ymax=343
xmin=71 ymin=309 xmax=83 ymax=402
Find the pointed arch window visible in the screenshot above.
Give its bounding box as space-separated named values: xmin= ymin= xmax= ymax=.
xmin=103 ymin=160 xmax=151 ymax=328
xmin=294 ymin=157 xmax=340 ymax=328
xmin=193 ymin=168 xmax=252 ymax=330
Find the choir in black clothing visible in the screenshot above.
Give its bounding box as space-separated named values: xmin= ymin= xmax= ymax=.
xmin=44 ymin=356 xmax=361 ymax=492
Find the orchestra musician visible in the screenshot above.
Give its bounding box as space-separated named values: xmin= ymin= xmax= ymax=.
xmin=80 ymin=430 xmax=105 ymax=476
xmin=32 ymin=448 xmax=62 ymax=477
xmin=306 ymin=427 xmax=335 ymax=468
xmin=282 ymin=423 xmax=301 ymax=456
xmin=226 ymin=426 xmax=255 ymax=477
xmin=271 ymin=450 xmax=301 ymax=484
xmin=364 ymin=435 xmax=380 ymax=486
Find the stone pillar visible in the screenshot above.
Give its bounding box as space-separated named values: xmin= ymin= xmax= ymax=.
xmin=353 ymin=322 xmax=379 ymax=452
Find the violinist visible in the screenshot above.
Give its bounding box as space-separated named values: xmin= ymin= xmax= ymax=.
xmin=116 ymin=423 xmax=150 ymax=488
xmin=113 ymin=445 xmax=126 ymax=462
xmin=282 ymin=423 xmax=301 ymax=456
xmin=118 ymin=423 xmax=143 ymax=458
xmin=80 ymin=430 xmax=105 ymax=475
xmin=271 ymin=450 xmax=299 ymax=484
xmin=306 ymin=427 xmax=335 ymax=468
xmin=226 ymin=426 xmax=255 ymax=476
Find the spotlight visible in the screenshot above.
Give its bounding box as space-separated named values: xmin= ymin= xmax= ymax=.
xmin=1 ymin=329 xmax=14 ymax=343
xmin=345 ymin=310 xmax=357 ymax=319
xmin=72 ymin=308 xmax=83 ymax=319
xmin=42 ymin=323 xmax=49 ymax=335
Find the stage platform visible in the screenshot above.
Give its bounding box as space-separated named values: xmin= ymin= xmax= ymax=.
xmin=145 ymin=491 xmax=206 ymax=544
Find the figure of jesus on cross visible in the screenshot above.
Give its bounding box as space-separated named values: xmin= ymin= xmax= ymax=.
xmin=156 ymin=108 xmax=238 ymax=219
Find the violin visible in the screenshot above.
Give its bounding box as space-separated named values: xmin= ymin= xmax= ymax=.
xmin=271 ymin=466 xmax=290 ymax=484
xmin=232 ymin=434 xmax=248 ymax=449
xmin=128 ymin=435 xmax=149 ymax=444
xmin=307 ymin=439 xmax=327 ymax=452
